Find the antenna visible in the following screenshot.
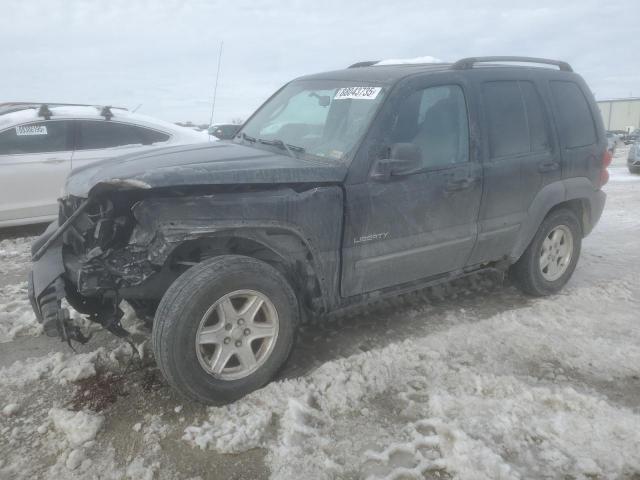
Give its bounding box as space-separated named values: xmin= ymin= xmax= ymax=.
xmin=132 ymin=103 xmax=143 ymax=113
xmin=209 ymin=40 xmax=224 ymax=127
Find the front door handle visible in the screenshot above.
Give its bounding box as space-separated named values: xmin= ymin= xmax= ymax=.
xmin=538 ymin=161 xmax=559 ymax=173
xmin=445 ymin=177 xmax=476 ymax=192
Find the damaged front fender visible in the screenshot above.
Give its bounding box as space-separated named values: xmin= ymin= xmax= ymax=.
xmin=125 ymin=186 xmax=344 ymax=310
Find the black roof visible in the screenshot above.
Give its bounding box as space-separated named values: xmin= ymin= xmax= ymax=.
xmin=297 ymin=63 xmax=453 ymax=84
xmin=296 ymin=56 xmax=574 ymax=85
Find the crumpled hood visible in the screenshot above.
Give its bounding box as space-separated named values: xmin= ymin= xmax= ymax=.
xmin=65 ymin=142 xmax=348 ymax=197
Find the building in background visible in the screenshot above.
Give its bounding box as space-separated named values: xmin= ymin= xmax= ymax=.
xmin=597 ymin=98 xmax=640 ymax=132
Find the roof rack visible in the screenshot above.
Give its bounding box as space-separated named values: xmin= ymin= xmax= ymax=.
xmin=452 ymin=56 xmax=573 ymax=72
xmin=0 ymin=102 xmax=128 ymax=117
xmin=348 ymin=60 xmax=380 ymax=68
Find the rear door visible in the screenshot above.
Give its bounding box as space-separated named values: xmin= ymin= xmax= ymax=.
xmin=467 ymin=79 xmax=560 ymax=264
xmin=71 ymin=120 xmax=171 ymax=169
xmin=341 ymin=82 xmax=482 ymax=296
xmin=0 ymin=120 xmax=73 ymax=223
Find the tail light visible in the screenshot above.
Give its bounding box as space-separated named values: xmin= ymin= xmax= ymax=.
xmin=600 ymin=150 xmax=612 ymax=187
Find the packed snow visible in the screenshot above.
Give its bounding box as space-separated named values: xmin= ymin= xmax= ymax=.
xmin=0 ymin=147 xmax=638 ymax=479
xmin=0 ymin=349 xmax=107 ymax=389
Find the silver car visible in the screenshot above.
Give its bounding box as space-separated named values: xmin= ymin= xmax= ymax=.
xmin=628 ymin=141 xmax=640 ymax=174
xmin=0 ymin=104 xmax=212 ymax=227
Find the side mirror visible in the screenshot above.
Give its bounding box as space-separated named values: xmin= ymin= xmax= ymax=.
xmin=371 ymin=143 xmax=422 ymax=181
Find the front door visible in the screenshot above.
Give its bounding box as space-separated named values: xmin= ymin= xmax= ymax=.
xmin=0 ymin=120 xmax=73 ymax=223
xmin=341 ymin=83 xmax=482 ymax=297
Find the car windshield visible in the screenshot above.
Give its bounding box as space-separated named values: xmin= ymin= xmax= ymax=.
xmin=237 ymin=80 xmax=386 ymax=163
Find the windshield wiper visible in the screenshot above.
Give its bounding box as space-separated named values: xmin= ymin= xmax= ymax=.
xmin=242 ymin=133 xmax=257 ymax=143
xmin=257 ymin=138 xmax=305 ymax=158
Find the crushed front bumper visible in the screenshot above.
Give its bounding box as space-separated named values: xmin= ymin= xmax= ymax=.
xmin=28 ymin=221 xmax=72 ymax=338
xmin=29 ymin=213 xmax=138 ymax=343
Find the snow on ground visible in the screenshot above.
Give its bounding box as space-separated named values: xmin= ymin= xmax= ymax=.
xmin=185 ymin=276 xmax=640 ymax=479
xmin=49 ymin=407 xmax=105 ymax=448
xmin=0 ymin=236 xmax=33 ymax=275
xmin=0 ymin=348 xmax=108 ymax=390
xmin=0 ymin=146 xmax=638 ymax=479
xmin=0 ymin=282 xmax=42 ymax=343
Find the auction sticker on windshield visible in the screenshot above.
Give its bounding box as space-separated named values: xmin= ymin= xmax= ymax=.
xmin=334 ymin=87 xmax=381 ymax=100
xmin=16 ymin=125 xmax=47 ymax=136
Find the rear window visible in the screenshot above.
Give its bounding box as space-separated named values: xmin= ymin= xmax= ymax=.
xmin=0 ymin=121 xmax=70 ymax=155
xmin=550 ymin=81 xmax=597 ymax=148
xmin=76 ymin=121 xmax=170 ymax=150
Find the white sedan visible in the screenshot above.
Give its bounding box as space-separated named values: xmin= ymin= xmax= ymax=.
xmin=0 ymin=104 xmax=213 ymax=227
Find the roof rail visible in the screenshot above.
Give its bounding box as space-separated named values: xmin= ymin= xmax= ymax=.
xmin=452 ymin=56 xmax=573 ymax=72
xmin=348 ymin=60 xmax=380 ymax=68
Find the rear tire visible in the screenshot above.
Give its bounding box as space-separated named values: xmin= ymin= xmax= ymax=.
xmin=629 ymin=166 xmax=640 ymax=175
xmin=152 ymin=255 xmax=298 ymax=404
xmin=510 ymin=209 xmax=582 ymax=296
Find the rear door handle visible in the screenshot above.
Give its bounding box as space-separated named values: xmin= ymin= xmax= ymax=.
xmin=445 ymin=177 xmax=476 ymax=192
xmin=538 ymin=161 xmax=559 ymax=173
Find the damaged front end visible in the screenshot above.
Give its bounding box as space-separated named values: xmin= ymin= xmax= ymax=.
xmin=29 ymin=193 xmax=156 ymax=346
xmin=29 ymin=182 xmax=343 ymax=349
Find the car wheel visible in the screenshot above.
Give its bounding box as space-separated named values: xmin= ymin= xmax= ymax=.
xmin=152 ymin=255 xmax=298 ymax=404
xmin=510 ymin=208 xmax=582 ymax=296
xmin=629 ymin=166 xmax=640 ymax=175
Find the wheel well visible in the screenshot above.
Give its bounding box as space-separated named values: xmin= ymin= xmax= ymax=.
xmin=547 ymin=198 xmax=589 ymax=236
xmin=166 ymin=233 xmax=324 ymax=313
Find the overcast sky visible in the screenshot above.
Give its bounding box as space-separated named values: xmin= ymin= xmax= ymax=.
xmin=2 ymin=0 xmax=638 ymax=124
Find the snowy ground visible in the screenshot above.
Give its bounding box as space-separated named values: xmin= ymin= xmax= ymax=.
xmin=1 ymin=148 xmax=639 ymax=480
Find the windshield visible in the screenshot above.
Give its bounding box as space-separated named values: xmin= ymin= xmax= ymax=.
xmin=237 ymin=80 xmax=386 ymax=162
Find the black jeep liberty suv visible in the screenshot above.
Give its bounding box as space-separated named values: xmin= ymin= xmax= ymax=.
xmin=29 ymin=57 xmax=609 ymax=403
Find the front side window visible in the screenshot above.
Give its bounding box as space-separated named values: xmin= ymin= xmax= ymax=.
xmin=239 ymin=81 xmax=386 ymax=162
xmin=388 ymin=85 xmax=469 ymax=168
xmin=76 ymin=121 xmax=170 ymax=150
xmin=0 ymin=121 xmax=70 ymax=155
xmin=550 ymin=81 xmax=597 ymax=148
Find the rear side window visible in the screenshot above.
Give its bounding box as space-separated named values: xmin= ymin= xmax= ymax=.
xmin=550 ymin=81 xmax=597 ymax=148
xmin=483 ymin=81 xmax=551 ymax=157
xmin=76 ymin=121 xmax=170 ymax=150
xmin=483 ymin=81 xmax=529 ymax=157
xmin=0 ymin=121 xmax=71 ymax=155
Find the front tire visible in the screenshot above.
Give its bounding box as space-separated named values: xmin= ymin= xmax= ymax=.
xmin=152 ymin=255 xmax=298 ymax=404
xmin=510 ymin=209 xmax=582 ymax=296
